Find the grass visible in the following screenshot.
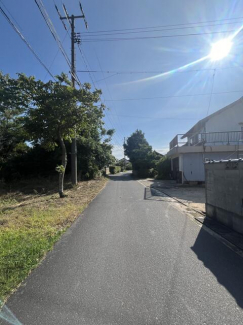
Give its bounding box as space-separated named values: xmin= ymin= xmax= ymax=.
xmin=0 ymin=176 xmax=108 ymax=303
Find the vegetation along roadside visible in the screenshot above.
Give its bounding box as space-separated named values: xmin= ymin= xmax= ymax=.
xmin=0 ymin=176 xmax=108 ymax=304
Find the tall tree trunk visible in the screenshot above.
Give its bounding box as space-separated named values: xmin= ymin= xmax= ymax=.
xmin=58 ymin=130 xmax=67 ymax=198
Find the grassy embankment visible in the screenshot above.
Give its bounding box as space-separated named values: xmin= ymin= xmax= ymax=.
xmin=0 ymin=176 xmax=107 ymax=303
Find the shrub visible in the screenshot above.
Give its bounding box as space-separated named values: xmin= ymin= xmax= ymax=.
xmin=149 ymin=168 xmax=158 ymax=178
xmin=109 ymin=166 xmax=121 ymax=174
xmin=126 ymin=162 xmax=132 ymax=170
xmin=156 ymin=157 xmax=171 ymax=180
xmin=132 ymin=169 xmax=150 ymax=178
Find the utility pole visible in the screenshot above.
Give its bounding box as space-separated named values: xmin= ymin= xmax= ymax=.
xmin=56 ymin=3 xmax=88 ymax=185
xmin=124 ymin=137 xmax=126 ymax=171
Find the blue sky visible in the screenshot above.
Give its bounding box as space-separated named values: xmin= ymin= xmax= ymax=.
xmin=1 ymin=0 xmax=243 ymax=159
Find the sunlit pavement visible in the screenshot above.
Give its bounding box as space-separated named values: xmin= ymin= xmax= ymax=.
xmin=2 ymin=172 xmax=243 ymax=325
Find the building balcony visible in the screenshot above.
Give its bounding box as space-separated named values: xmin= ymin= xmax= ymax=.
xmin=168 ymin=131 xmax=243 ymax=157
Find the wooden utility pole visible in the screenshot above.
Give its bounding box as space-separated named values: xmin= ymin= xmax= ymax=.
xmin=124 ymin=137 xmax=126 ymax=171
xmin=57 ymin=3 xmax=88 ymax=185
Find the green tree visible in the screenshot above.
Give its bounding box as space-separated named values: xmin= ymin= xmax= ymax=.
xmin=76 ymin=125 xmax=115 ymax=179
xmin=124 ymin=130 xmax=161 ymax=177
xmin=0 ymin=72 xmax=29 ymax=167
xmin=22 ymin=73 xmax=105 ymax=197
xmin=124 ymin=130 xmax=153 ymax=171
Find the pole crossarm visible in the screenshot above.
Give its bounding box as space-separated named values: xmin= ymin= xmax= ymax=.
xmin=60 ymin=15 xmax=84 ymax=20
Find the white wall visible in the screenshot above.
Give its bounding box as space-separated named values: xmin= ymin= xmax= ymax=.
xmin=182 ymin=151 xmax=239 ymax=182
xmin=183 ymin=153 xmax=205 ymax=181
xmin=205 ymin=99 xmax=243 ymax=133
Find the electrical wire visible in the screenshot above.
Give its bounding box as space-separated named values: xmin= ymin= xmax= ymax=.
xmin=43 ymin=27 xmax=70 ymax=81
xmin=206 ymin=69 xmax=216 ymax=116
xmin=35 ymin=0 xmax=82 ymax=87
xmin=80 ymin=16 xmax=243 ymax=34
xmin=91 ymin=48 xmax=127 ymax=137
xmin=76 ymin=45 xmax=125 ymax=146
xmin=76 ymin=42 xmax=126 ymax=143
xmin=80 ymin=29 xmax=237 ymax=42
xmin=77 ymin=66 xmax=242 ymax=74
xmin=80 ymin=21 xmax=243 ymax=38
xmin=0 ymin=0 xmax=22 ymax=30
xmin=104 ymin=89 xmax=243 ymax=102
xmin=0 ymin=5 xmax=55 ymax=79
xmin=106 ymin=113 xmax=199 ymax=120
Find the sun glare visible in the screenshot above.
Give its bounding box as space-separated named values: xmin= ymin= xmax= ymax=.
xmin=209 ymin=38 xmax=232 ymax=61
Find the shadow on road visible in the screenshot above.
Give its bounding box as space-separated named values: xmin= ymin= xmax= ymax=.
xmin=141 ymin=178 xmax=205 ymax=213
xmin=191 ymin=223 xmax=243 ymax=308
xmin=108 ymin=172 xmax=133 ymax=182
xmin=143 ymin=187 xmax=173 ymax=202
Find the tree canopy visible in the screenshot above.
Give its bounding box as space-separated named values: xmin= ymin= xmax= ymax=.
xmin=0 ymin=72 xmax=115 ymax=195
xmin=124 ymin=130 xmax=161 ymax=176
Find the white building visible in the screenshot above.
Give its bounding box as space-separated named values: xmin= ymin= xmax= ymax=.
xmin=167 ymin=97 xmax=243 ymax=183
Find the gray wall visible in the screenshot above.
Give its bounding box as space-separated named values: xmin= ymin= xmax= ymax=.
xmin=205 ymin=160 xmax=243 ymax=234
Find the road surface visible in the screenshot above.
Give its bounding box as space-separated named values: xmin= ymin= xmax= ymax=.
xmin=2 ymin=172 xmax=243 ymax=324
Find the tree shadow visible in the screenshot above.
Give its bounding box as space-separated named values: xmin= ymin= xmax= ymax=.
xmin=146 ymin=179 xmax=205 ymax=212
xmin=108 ymin=172 xmax=133 ymax=182
xmin=191 ymin=222 xmax=243 ymax=308
xmin=143 ymin=187 xmax=174 ymax=202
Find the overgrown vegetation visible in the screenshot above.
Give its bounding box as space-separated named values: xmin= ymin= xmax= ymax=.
xmin=0 ymin=72 xmax=115 ymax=196
xmin=0 ymin=71 xmax=115 ymax=302
xmin=0 ymin=177 xmax=107 ymax=302
xmin=156 ymin=156 xmax=171 ymax=179
xmin=109 ymin=166 xmax=121 ymax=174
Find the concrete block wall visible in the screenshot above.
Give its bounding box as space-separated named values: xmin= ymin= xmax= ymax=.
xmin=205 ymin=159 xmax=243 ymax=234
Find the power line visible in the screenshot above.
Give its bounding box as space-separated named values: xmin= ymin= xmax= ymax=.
xmin=105 ymin=89 xmax=243 ymax=102
xmin=0 ymin=5 xmax=55 ymax=79
xmin=77 ymin=44 xmax=97 ymax=88
xmin=106 ymin=113 xmax=199 ymax=120
xmin=91 ymin=47 xmax=127 ymax=137
xmin=76 ymin=45 xmax=125 ymax=145
xmin=0 ymin=0 xmax=22 ymax=30
xmin=43 ymin=27 xmax=70 ymax=81
xmin=80 ymin=16 xmax=243 ymax=34
xmin=80 ymin=21 xmax=243 ymax=37
xmin=35 ymin=0 xmax=82 ymax=87
xmin=76 ymin=41 xmax=126 ymax=141
xmin=77 ymin=66 xmax=242 ymax=75
xmin=80 ymin=29 xmax=237 ymax=42
xmin=206 ymin=69 xmax=216 ymax=116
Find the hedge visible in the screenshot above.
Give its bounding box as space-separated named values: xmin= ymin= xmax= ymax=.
xmin=109 ymin=166 xmax=121 ymax=174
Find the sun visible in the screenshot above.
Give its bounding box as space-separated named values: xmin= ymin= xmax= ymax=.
xmin=209 ymin=38 xmax=233 ymax=61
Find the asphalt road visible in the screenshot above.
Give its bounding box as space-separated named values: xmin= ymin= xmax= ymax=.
xmin=2 ymin=172 xmax=243 ymax=325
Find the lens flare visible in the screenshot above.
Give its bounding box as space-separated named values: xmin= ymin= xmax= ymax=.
xmin=209 ymin=38 xmax=232 ymax=61
xmin=122 ymin=22 xmax=243 ymax=85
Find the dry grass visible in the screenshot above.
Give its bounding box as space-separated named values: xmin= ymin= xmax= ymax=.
xmin=0 ymin=176 xmax=108 ymax=302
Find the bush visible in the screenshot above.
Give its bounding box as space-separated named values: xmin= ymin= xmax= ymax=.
xmin=149 ymin=168 xmax=158 ymax=178
xmin=109 ymin=166 xmax=121 ymax=174
xmin=156 ymin=157 xmax=171 ymax=179
xmin=132 ymin=169 xmax=150 ymax=178
xmin=126 ymin=162 xmax=132 ymax=170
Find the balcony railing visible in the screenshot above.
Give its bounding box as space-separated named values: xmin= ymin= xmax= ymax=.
xmin=169 ymin=131 xmax=243 ymax=150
